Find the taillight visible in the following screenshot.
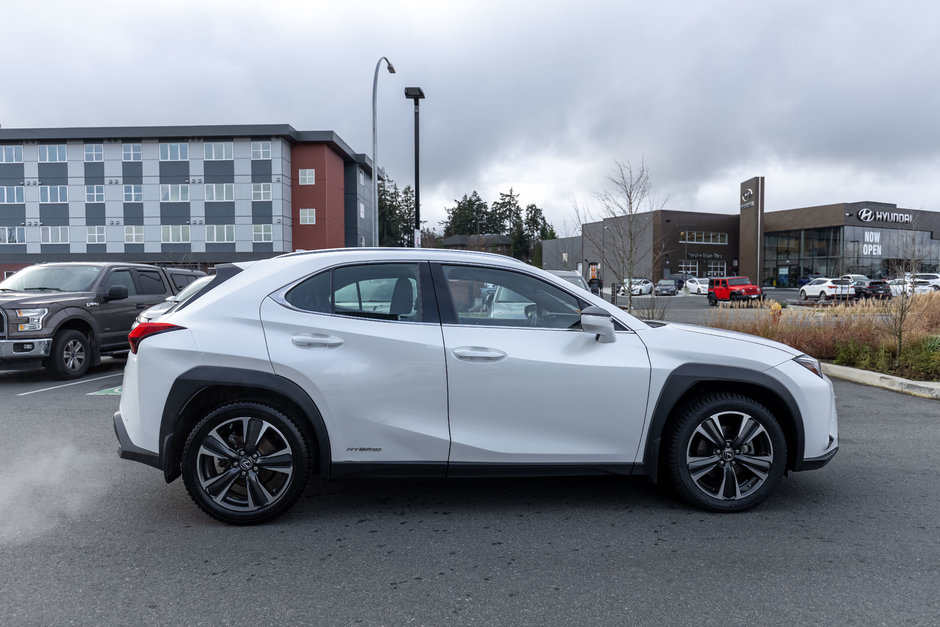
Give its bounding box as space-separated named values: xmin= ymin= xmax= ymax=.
xmin=128 ymin=322 xmax=185 ymax=354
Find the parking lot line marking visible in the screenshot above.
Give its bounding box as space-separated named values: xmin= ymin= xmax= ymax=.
xmin=16 ymin=372 xmax=123 ymax=397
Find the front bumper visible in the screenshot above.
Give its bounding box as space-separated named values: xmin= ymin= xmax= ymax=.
xmin=0 ymin=337 xmax=52 ymax=362
xmin=113 ymin=410 xmax=162 ymax=470
xmin=800 ymin=445 xmax=839 ymax=470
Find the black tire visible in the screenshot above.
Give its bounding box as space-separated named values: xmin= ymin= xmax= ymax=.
xmin=818 ymin=291 xmax=827 ymax=301
xmin=665 ymin=393 xmax=786 ymax=512
xmin=800 ymin=289 xmax=807 ymax=301
xmin=46 ymin=329 xmax=91 ymax=379
xmin=181 ymin=402 xmax=313 ymax=525
xmin=707 ymin=293 xmax=718 ymax=307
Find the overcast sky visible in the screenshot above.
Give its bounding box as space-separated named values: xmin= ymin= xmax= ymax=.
xmin=3 ymin=0 xmax=939 ymax=235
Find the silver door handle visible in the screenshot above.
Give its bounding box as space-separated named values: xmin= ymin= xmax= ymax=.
xmin=452 ymin=347 xmax=507 ymax=362
xmin=291 ymin=333 xmax=344 ymax=348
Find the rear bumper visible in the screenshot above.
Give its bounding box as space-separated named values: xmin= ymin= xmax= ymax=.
xmin=113 ymin=410 xmax=162 ymax=470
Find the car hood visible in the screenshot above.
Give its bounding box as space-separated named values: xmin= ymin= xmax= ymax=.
xmin=0 ymin=290 xmax=91 ymax=308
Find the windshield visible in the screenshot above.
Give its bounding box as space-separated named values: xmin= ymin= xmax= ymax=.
xmin=0 ymin=265 xmax=102 ymax=292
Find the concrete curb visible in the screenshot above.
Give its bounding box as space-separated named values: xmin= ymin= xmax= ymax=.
xmin=821 ymin=363 xmax=940 ymax=400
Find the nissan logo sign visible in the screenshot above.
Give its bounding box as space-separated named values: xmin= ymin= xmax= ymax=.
xmin=857 ymin=208 xmax=875 ymax=222
xmin=741 ymin=188 xmax=754 ymax=202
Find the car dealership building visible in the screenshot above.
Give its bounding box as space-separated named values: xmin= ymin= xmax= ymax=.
xmin=0 ymin=125 xmax=376 ymax=277
xmin=543 ymin=177 xmax=940 ymax=287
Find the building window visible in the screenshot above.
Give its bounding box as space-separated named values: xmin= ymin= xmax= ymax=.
xmin=680 ymin=231 xmax=728 ymax=245
xmin=125 ymin=225 xmax=144 ymax=243
xmin=123 ymin=185 xmax=143 ymax=202
xmin=38 ymin=145 xmax=68 ymax=163
xmin=252 ymin=183 xmax=272 ymax=201
xmin=358 ymin=168 xmax=364 ymax=186
xmin=159 ymin=143 xmax=189 ymax=161
xmin=204 ymin=142 xmax=234 ymax=160
xmin=123 ymin=143 xmax=142 ymax=161
xmin=86 ymin=225 xmax=106 ymax=244
xmin=706 ymin=261 xmax=727 ymax=277
xmin=359 ymin=235 xmax=366 ymax=247
xmin=299 ymin=208 xmax=316 ymax=225
xmin=299 ymin=169 xmax=315 ymax=185
xmin=1 ymin=145 xmax=24 ymax=163
xmin=205 ymin=183 xmax=234 ymax=202
xmin=41 ymin=226 xmax=70 ymax=244
xmin=252 ymin=224 xmax=272 ymax=242
xmin=359 ymin=202 xmax=365 ymax=219
xmin=678 ymin=261 xmax=699 ymax=275
xmin=84 ymin=144 xmax=104 ymax=162
xmin=206 ymin=224 xmax=235 ymax=243
xmin=0 ymin=186 xmax=25 ymax=203
xmin=39 ymin=185 xmax=68 ymax=203
xmin=0 ymin=226 xmax=26 ymax=244
xmin=85 ymin=185 xmax=105 ymax=203
xmin=161 ymin=224 xmax=191 ymax=243
xmin=160 ymin=184 xmax=190 ymax=202
xmin=251 ymin=141 xmax=271 ymax=160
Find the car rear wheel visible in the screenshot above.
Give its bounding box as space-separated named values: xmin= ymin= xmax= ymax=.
xmin=665 ymin=393 xmax=786 ymax=512
xmin=46 ymin=329 xmax=91 ymax=379
xmin=182 ymin=402 xmax=312 ymax=525
xmin=707 ymin=293 xmax=717 ymax=306
xmin=818 ymin=291 xmax=828 ymax=301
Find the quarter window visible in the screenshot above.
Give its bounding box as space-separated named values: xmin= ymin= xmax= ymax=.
xmin=441 ymin=265 xmax=583 ymax=330
xmin=84 ymin=144 xmax=104 ymax=162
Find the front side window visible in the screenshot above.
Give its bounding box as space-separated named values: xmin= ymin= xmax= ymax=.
xmin=124 ymin=185 xmax=143 ymax=202
xmin=41 ymin=226 xmax=70 ymax=244
xmin=159 ymin=143 xmax=189 ymax=161
xmin=299 ymin=169 xmax=315 ymax=185
xmin=87 ymin=225 xmax=106 ymax=243
xmin=206 ymin=224 xmax=235 ymax=243
xmin=40 ymin=185 xmax=68 ymax=203
xmin=123 ymin=143 xmax=142 ymax=161
xmin=251 ymin=141 xmax=271 ymax=160
xmin=0 ymin=186 xmax=25 ymax=203
xmin=252 ymin=224 xmax=272 ymax=242
xmin=84 ymin=144 xmax=104 ymax=162
xmin=39 ymin=144 xmax=68 ymax=162
xmin=85 ymin=185 xmax=105 ymax=203
xmin=103 ymin=269 xmax=138 ymax=296
xmin=285 ymin=263 xmax=423 ymax=322
xmin=160 ymin=184 xmax=190 ymax=202
xmin=252 ymin=183 xmax=272 ymax=201
xmin=204 ymin=142 xmax=234 ymax=160
xmin=1 ymin=145 xmax=24 ymax=163
xmin=162 ymin=224 xmax=191 ymax=243
xmin=205 ymin=183 xmax=234 ymax=202
xmin=441 ymin=265 xmax=583 ymax=329
xmin=125 ymin=225 xmax=144 ymax=243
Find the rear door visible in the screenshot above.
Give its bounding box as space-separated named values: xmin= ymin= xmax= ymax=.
xmin=96 ymin=268 xmax=161 ymax=349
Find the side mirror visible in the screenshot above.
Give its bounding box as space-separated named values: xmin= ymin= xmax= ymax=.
xmin=580 ymin=306 xmax=616 ymax=343
xmin=104 ymin=285 xmax=128 ymax=301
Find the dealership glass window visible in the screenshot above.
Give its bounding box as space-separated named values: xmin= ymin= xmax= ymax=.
xmin=251 ymin=141 xmax=271 ymax=160
xmin=86 ymin=225 xmax=106 ymax=244
xmin=680 ymin=231 xmax=727 ymax=245
xmin=39 ymin=185 xmax=68 ymax=203
xmin=0 ymin=226 xmax=26 ymax=244
xmin=253 ymin=224 xmax=272 ymax=242
xmin=252 ymin=183 xmax=272 ymax=201
xmin=206 ymin=224 xmax=235 ymax=243
xmin=162 ymin=224 xmax=190 ymax=243
xmin=123 ymin=185 xmax=143 ymax=202
xmin=299 ymin=169 xmax=315 ymax=185
xmin=38 ymin=144 xmax=68 ymax=162
xmin=160 ymin=184 xmax=190 ymax=202
xmin=1 ymin=145 xmax=23 ymax=163
xmin=85 ymin=185 xmax=105 ymax=203
xmin=0 ymin=186 xmax=25 ymax=203
xmin=204 ymin=142 xmax=234 ymax=160
xmin=84 ymin=144 xmax=104 ymax=162
xmin=299 ymin=208 xmax=316 ymax=225
xmin=123 ymin=143 xmax=142 ymax=161
xmin=41 ymin=226 xmax=70 ymax=244
xmin=205 ymin=183 xmax=234 ymax=202
xmin=125 ymin=225 xmax=144 ymax=243
xmin=159 ymin=143 xmax=189 ymax=161
xmin=706 ymin=261 xmax=726 ymax=277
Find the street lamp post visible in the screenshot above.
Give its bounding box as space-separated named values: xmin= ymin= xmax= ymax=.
xmin=372 ymin=56 xmax=395 ymax=247
xmin=404 ymin=86 xmax=425 ymax=247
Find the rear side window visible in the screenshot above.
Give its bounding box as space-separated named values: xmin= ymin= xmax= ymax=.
xmin=137 ymin=270 xmax=169 ymax=295
xmin=170 ymin=272 xmax=196 ymax=290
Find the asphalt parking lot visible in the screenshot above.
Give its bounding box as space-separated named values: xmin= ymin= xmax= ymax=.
xmin=0 ymin=358 xmax=936 ymax=625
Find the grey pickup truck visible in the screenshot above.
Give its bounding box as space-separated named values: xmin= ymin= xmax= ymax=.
xmin=0 ymin=262 xmax=203 ymax=378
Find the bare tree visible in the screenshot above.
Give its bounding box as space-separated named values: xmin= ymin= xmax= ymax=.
xmin=574 ymin=159 xmax=668 ymax=310
xmin=880 ymin=222 xmax=927 ymax=366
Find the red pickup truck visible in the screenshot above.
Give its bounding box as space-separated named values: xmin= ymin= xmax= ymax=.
xmin=707 ymin=276 xmax=763 ymax=306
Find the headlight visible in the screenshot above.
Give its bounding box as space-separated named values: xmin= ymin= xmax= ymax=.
xmin=14 ymin=308 xmax=49 ymax=332
xmin=793 ymin=354 xmax=823 ymax=378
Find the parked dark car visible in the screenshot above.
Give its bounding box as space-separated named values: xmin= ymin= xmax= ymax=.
xmin=797 ymin=275 xmax=821 ymax=287
xmin=850 ymin=279 xmax=872 ymax=298
xmin=654 ymin=279 xmax=678 ymax=296
xmin=865 ymin=279 xmax=892 ymax=299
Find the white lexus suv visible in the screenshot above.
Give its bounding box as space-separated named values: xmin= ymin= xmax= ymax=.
xmin=115 ymin=249 xmax=839 ymax=524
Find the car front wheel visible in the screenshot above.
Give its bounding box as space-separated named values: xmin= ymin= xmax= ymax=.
xmin=182 ymin=402 xmax=312 ymax=525
xmin=665 ymin=393 xmax=786 ymax=512
xmin=707 ymin=293 xmax=717 ymax=306
xmin=46 ymin=329 xmax=91 ymax=379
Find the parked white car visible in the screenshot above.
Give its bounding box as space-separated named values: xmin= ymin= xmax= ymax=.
xmin=913 ymin=273 xmax=940 ymax=290
xmin=684 ymin=277 xmax=708 ymax=294
xmin=887 ymin=278 xmax=934 ymax=296
xmin=799 ymin=278 xmax=855 ymax=301
xmin=115 ymin=249 xmax=839 ymax=524
xmin=620 ymin=278 xmax=653 ymax=295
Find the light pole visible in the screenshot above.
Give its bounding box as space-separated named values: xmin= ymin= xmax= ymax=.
xmin=372 ymin=56 xmax=395 ymax=247
xmin=404 ymin=86 xmax=425 ymax=247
